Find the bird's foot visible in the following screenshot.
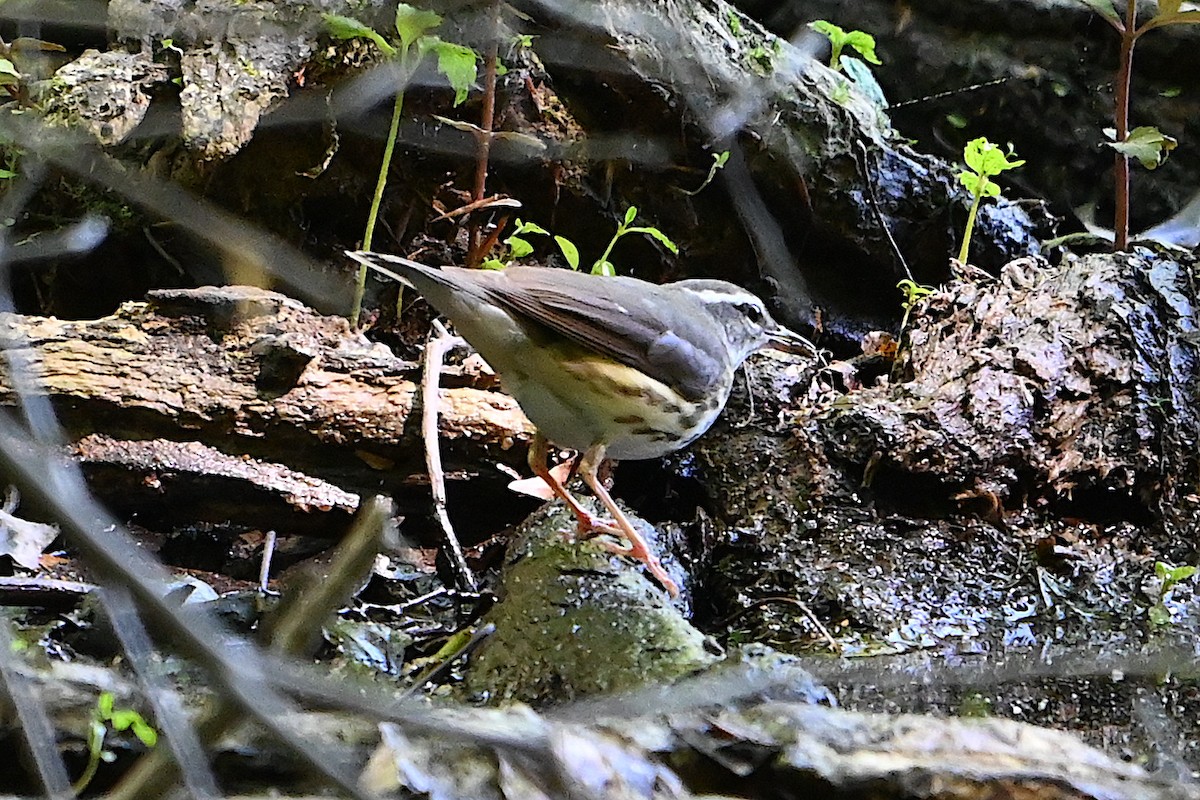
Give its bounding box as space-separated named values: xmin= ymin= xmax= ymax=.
xmin=568 ymin=517 xmax=679 ymax=596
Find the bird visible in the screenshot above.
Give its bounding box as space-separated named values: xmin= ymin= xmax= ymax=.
xmin=347 ymin=251 xmax=816 ymax=596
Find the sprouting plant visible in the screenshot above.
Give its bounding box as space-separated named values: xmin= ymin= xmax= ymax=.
xmin=896 ymin=278 xmax=934 ymax=332
xmin=680 ymin=150 xmax=729 ymax=197
xmin=1078 ymin=0 xmax=1200 ymax=251
xmin=591 ymin=206 xmax=678 ymax=277
xmin=956 ymin=137 xmax=1025 ymax=265
xmin=479 ymin=208 xmax=676 ymax=277
xmin=808 ymin=21 xmax=881 ymax=72
xmin=1148 ymin=560 xmax=1197 ymax=627
xmin=325 ymin=5 xmax=479 ymax=327
xmin=480 ymin=218 xmax=579 ymax=271
xmin=73 ymin=691 xmax=157 ymax=793
xmin=808 ymin=21 xmax=885 ymax=109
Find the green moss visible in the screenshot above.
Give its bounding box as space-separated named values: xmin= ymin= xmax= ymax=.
xmin=465 ymin=502 xmax=716 ymax=704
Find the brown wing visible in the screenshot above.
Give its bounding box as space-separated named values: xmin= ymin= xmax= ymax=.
xmin=472 ymin=266 xmax=731 ymax=402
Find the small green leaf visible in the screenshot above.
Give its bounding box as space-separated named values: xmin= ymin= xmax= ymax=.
xmin=626 ymin=226 xmax=679 ymax=254
xmin=1105 ymin=125 xmax=1177 ymax=169
xmin=623 ymin=206 xmax=638 ymax=225
xmin=429 ymin=40 xmax=478 ymax=106
xmin=97 ymin=692 xmax=114 ymax=719
xmin=945 ymin=112 xmax=969 ymax=129
xmin=963 ymin=137 xmax=1025 ymax=176
xmin=513 ymin=219 xmax=549 ymax=236
xmin=1149 ymin=604 xmax=1172 ymax=626
xmin=323 ymin=13 xmax=374 ymax=39
xmin=507 ymin=235 xmax=534 ymax=259
xmin=843 ymin=30 xmax=881 ymax=65
xmin=1170 ymin=565 xmax=1198 ymax=583
xmin=808 ymin=20 xmax=844 ymax=41
xmin=394 ymin=4 xmax=442 ymax=50
xmin=109 ymin=709 xmax=139 ymax=731
xmin=713 ymin=151 xmax=730 ymax=168
xmin=323 ymin=14 xmax=396 ymax=57
xmin=1156 ymin=561 xmax=1197 ymax=585
xmin=897 ymin=279 xmax=935 ymax=310
xmin=131 ymin=719 xmax=158 ymax=747
xmin=592 ymin=259 xmax=615 ymax=276
xmin=809 ymin=20 xmax=879 ymax=69
xmin=957 ymin=170 xmax=985 ymax=196
xmin=480 ymin=258 xmax=506 ymax=270
xmin=554 ymin=235 xmax=580 ymax=270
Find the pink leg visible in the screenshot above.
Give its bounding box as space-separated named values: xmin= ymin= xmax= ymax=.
xmin=577 ymin=445 xmax=679 ymax=597
xmin=528 ymin=433 xmax=607 ymax=531
xmin=529 ymin=435 xmax=679 ymax=596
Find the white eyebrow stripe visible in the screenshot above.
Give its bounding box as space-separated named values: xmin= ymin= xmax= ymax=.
xmin=682 ymin=288 xmax=762 ymax=305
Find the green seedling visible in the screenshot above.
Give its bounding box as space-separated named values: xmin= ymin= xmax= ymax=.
xmin=325 ymin=4 xmax=479 ymax=327
xmin=956 ymin=137 xmax=1025 ymax=265
xmin=1148 ymin=560 xmax=1197 ymax=627
xmin=680 ymin=151 xmax=729 ymax=197
xmin=808 ymin=20 xmax=881 ymax=71
xmin=896 ymin=278 xmax=934 ymax=332
xmin=480 ymin=218 xmax=579 ymax=271
xmin=592 ymin=206 xmax=678 ymax=276
xmin=808 ymin=21 xmax=885 ymax=109
xmin=1079 ymin=0 xmax=1200 ymax=250
xmin=481 ymin=208 xmax=677 ymax=277
xmin=73 ymin=691 xmax=157 ymax=794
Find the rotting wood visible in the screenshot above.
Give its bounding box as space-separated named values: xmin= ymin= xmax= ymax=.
xmin=0 ymin=285 xmax=533 ymax=531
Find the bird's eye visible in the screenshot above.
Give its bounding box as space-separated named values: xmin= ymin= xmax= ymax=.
xmin=738 ymin=302 xmax=764 ymax=323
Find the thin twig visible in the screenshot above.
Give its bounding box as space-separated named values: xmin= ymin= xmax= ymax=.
xmin=432 ymin=194 xmax=519 ymax=223
xmin=421 ymin=320 xmax=478 ymax=591
xmin=466 ymin=0 xmax=501 ymax=267
xmin=258 ymin=528 xmax=277 ymax=592
xmin=855 ymin=138 xmax=912 ymax=281
xmin=719 ymin=595 xmax=842 ymax=654
xmin=400 ymin=623 xmax=496 ymax=699
xmin=260 ymin=498 xmax=394 ymax=657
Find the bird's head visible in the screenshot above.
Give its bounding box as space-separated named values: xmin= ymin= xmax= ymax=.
xmin=676 ymin=280 xmax=817 ymax=366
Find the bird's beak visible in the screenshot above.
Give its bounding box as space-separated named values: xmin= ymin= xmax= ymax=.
xmin=766 ymin=325 xmax=819 ymax=356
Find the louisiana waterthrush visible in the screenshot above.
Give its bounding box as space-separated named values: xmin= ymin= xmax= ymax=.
xmin=348 ymin=251 xmax=816 ymax=596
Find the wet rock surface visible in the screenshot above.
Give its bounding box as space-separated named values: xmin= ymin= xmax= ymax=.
xmin=682 ymin=250 xmax=1200 ymax=773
